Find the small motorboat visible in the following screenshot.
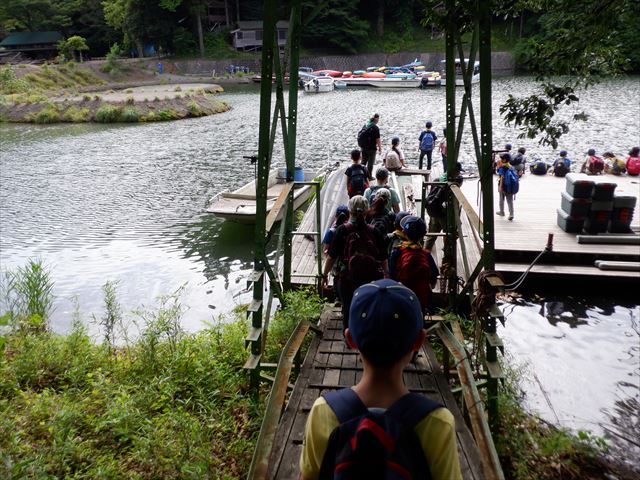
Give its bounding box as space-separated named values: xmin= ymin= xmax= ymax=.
xmin=440 ymin=59 xmax=480 ymax=86
xmin=303 ymin=76 xmax=335 ymax=92
xmin=207 ymin=168 xmax=320 ymax=224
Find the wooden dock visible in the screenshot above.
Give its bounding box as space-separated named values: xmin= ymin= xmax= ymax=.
xmin=266 ymin=307 xmax=484 ymax=480
xmin=460 ymin=173 xmax=640 ymax=280
xmin=291 ymin=165 xmax=640 ymax=287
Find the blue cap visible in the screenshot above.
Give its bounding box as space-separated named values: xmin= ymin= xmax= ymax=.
xmin=336 ymin=204 xmax=349 ymax=216
xmin=349 ymin=279 xmax=423 ymax=367
xmin=559 ymin=150 xmax=567 ymax=156
xmin=505 ymin=143 xmax=512 ymax=150
xmin=400 ymin=215 xmax=426 ymax=241
xmin=395 ymin=211 xmax=410 ymax=229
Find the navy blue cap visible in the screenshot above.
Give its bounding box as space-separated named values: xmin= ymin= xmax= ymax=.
xmin=336 ymin=204 xmax=349 ymax=216
xmin=395 ymin=211 xmax=410 ymax=229
xmin=349 ymin=280 xmax=423 ymax=367
xmin=400 ymin=215 xmax=426 ymax=241
xmin=559 ymin=150 xmax=567 ymax=156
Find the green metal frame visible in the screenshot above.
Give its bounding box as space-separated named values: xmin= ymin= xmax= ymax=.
xmin=438 ymin=0 xmax=503 ymax=435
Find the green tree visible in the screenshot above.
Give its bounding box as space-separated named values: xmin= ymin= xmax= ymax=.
xmin=0 ymin=0 xmax=81 ymax=32
xmin=103 ymin=0 xmax=175 ymax=57
xmin=302 ymin=0 xmax=369 ymax=53
xmin=58 ymin=35 xmax=89 ymax=62
xmin=422 ymin=0 xmax=635 ymax=147
xmin=159 ymin=0 xmax=207 ymax=57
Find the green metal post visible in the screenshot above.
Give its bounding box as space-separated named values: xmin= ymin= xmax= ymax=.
xmin=445 ymin=0 xmax=458 ymax=308
xmin=283 ymin=1 xmax=302 ymax=290
xmin=251 ymin=0 xmax=277 ymax=393
xmin=478 ymin=0 xmax=498 ymax=431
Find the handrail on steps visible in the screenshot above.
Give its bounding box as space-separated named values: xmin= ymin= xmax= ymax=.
xmin=434 ymin=321 xmax=505 ymax=480
xmin=247 ymin=319 xmax=316 ymax=480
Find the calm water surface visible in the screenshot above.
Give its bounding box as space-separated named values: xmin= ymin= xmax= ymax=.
xmin=1 ymin=77 xmax=638 ymax=463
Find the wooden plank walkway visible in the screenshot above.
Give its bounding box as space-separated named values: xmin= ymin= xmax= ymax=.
xmin=267 ymin=307 xmax=484 ymax=480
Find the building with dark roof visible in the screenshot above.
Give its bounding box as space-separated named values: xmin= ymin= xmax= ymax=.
xmin=0 ymin=31 xmax=63 ymax=60
xmin=231 ymin=21 xmax=288 ymax=51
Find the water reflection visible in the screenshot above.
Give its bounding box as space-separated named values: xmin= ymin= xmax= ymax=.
xmin=499 ymin=294 xmax=639 ymax=471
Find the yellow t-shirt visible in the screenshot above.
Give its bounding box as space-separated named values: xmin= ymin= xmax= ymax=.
xmin=299 ymin=396 xmax=463 ymax=480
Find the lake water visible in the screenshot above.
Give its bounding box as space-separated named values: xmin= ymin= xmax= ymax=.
xmin=1 ymin=76 xmax=638 ymax=466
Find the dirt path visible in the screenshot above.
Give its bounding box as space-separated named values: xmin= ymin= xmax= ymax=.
xmin=52 ymin=83 xmax=222 ymax=103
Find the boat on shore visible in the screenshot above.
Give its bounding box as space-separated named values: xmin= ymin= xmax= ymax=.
xmin=207 ymin=168 xmax=319 ymax=223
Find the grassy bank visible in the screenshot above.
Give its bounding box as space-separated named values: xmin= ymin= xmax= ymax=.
xmin=0 ymin=64 xmax=229 ymax=124
xmin=0 ymin=260 xmax=322 ymax=478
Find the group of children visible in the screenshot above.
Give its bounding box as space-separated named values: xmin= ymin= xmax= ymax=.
xmin=496 ymin=144 xmax=640 ymax=178
xmin=305 ymin=119 xmax=462 ymax=478
xmin=315 ymin=193 xmax=460 ymax=479
xmin=494 ymin=144 xmax=640 ymax=221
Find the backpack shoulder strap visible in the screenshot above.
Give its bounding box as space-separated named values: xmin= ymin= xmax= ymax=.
xmin=385 ymin=393 xmax=443 ymax=434
xmin=323 ymin=388 xmax=368 ymax=423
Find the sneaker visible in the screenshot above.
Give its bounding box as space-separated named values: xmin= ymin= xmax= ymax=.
xmin=508 ymin=215 xmax=514 ymax=221
xmin=496 ymin=211 xmax=505 ymax=216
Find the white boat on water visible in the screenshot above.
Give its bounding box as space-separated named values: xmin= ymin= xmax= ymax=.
xmin=207 ymin=168 xmax=319 ymax=223
xmin=440 ymin=59 xmax=480 ymax=86
xmin=302 ymin=76 xmax=335 ymax=93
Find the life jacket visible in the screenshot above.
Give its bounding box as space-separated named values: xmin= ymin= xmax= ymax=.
xmin=319 ymin=389 xmax=442 ymax=480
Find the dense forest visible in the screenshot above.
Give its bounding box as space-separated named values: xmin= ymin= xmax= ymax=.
xmin=0 ymin=0 xmax=638 ymax=71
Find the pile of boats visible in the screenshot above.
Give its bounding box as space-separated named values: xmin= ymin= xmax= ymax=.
xmin=297 ymin=59 xmax=479 ymax=92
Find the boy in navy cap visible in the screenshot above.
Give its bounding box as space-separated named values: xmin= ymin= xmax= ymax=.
xmin=300 ymin=280 xmax=461 ymax=480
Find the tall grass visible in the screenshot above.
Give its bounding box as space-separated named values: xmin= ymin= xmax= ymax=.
xmin=1 ymin=259 xmax=53 ymax=331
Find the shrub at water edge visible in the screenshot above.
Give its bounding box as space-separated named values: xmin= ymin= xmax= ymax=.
xmin=95 ymin=104 xmax=122 ymax=123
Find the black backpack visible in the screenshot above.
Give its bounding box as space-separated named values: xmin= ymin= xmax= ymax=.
xmin=349 ymin=164 xmax=368 ymax=196
xmin=553 ymin=160 xmax=569 ymax=177
xmin=341 ymin=223 xmax=383 ymax=287
xmin=319 ymin=389 xmax=442 ymax=480
xmin=425 ymin=185 xmax=446 ymax=218
xmin=357 ymin=123 xmax=374 ymax=149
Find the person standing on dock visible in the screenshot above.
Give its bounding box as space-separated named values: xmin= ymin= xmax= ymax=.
xmin=497 ymin=155 xmax=518 ymax=221
xmin=418 ymin=120 xmax=437 ymax=170
xmin=321 ymin=195 xmax=389 ymax=329
xmin=439 ymin=127 xmax=448 ymax=172
xmin=345 ymin=149 xmax=370 ymax=198
xmin=300 ymin=279 xmax=462 ymax=480
xmin=357 ymin=113 xmax=381 ymax=180
xmin=364 ymin=167 xmax=401 ymax=214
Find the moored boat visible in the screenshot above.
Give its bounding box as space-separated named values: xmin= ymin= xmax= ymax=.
xmin=440 ymin=59 xmax=480 ymax=86
xmin=207 ymin=168 xmax=320 ymax=223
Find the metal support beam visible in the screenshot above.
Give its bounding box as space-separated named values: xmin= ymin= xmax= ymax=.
xmin=283 ymin=0 xmax=302 ymax=290
xmin=250 ymin=0 xmax=277 ymax=393
xmin=445 ymin=0 xmax=458 ymax=308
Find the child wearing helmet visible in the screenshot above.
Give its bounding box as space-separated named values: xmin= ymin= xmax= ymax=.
xmin=383 ymin=136 xmax=406 ymax=171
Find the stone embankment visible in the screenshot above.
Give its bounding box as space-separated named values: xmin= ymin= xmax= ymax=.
xmin=160 ymin=51 xmax=515 ymax=78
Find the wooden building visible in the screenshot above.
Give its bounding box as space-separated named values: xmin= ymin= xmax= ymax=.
xmin=0 ymin=31 xmax=62 ymax=60
xmin=231 ymin=21 xmax=288 ymax=51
